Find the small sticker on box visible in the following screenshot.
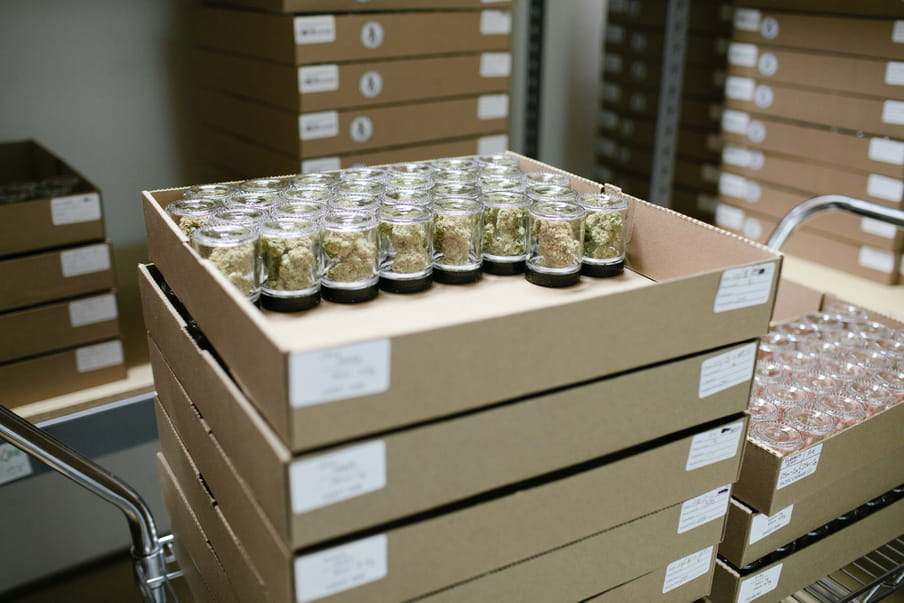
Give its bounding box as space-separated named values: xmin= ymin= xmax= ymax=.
xmin=294 ymin=535 xmax=387 ymax=602
xmin=480 ymin=10 xmax=511 ymax=35
xmin=894 ymin=21 xmax=904 ymax=43
xmin=478 ymin=94 xmax=509 ymax=120
xmin=754 ymin=85 xmax=774 ymax=109
xmin=885 ymin=62 xmax=904 ymax=86
xmin=882 ymin=100 xmax=904 ymax=125
xmin=662 ymin=546 xmax=714 ymax=593
xmin=744 ymin=217 xmax=763 ymax=241
xmin=713 ymin=262 xmax=775 ymax=313
xmin=758 ymin=53 xmax=778 ymax=77
xmin=290 ymin=440 xmax=386 ymax=514
xmin=480 ymin=52 xmax=512 ymax=78
xmin=867 ymin=173 xmax=903 ymax=202
xmin=478 ymin=134 xmax=508 ymax=155
xmin=698 ymin=342 xmax=757 ymax=399
xmin=719 ymin=173 xmax=748 ymax=200
xmin=722 ymin=109 xmax=750 ymax=135
xmin=75 ymin=340 xmax=124 ymax=373
xmin=715 ymin=203 xmax=745 ymax=231
xmin=294 ymin=16 xmax=336 ymax=45
xmin=606 ymin=23 xmax=624 ymax=44
xmin=69 ymin=293 xmax=118 ymax=328
xmin=858 ymin=247 xmax=896 ymax=273
xmin=738 ymin=564 xmax=782 ymax=603
xmin=728 ymin=43 xmax=758 ymax=67
xmin=360 ymin=21 xmax=384 ymax=49
xmin=604 ymin=54 xmax=623 ymax=74
xmin=299 ymin=111 xmax=339 ymax=141
xmin=776 ymin=444 xmax=822 ymax=490
xmin=0 ymin=443 xmax=32 ymax=486
xmin=868 ymin=138 xmax=904 ymax=165
xmin=760 ymin=16 xmax=779 ymax=40
xmin=734 ymin=8 xmax=761 ymax=32
xmin=302 ymin=157 xmax=341 ymax=173
xmin=861 ymin=217 xmax=897 ymax=239
xmin=359 ymin=71 xmax=383 ymax=99
xmin=60 ymin=244 xmax=110 ymax=278
xmin=726 ymin=76 xmax=755 ymax=101
xmin=602 ymin=83 xmax=621 ymax=102
xmin=51 ymin=193 xmax=102 ymax=226
xmin=747 ymin=120 xmax=766 ymax=144
xmin=299 ymin=65 xmax=339 ymax=94
xmin=686 ymin=421 xmax=744 ymax=471
xmin=289 ymin=339 xmax=391 ymax=408
xmin=748 ymin=505 xmax=794 ymax=545
xmin=350 ymin=116 xmax=374 ymax=143
xmin=678 ymin=486 xmax=731 ymax=534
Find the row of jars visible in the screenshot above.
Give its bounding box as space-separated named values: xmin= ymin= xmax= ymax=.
xmin=0 ymin=174 xmax=83 ymax=204
xmin=747 ymin=303 xmax=904 ymax=456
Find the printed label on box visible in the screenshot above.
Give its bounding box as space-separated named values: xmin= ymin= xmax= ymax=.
xmin=289 ymin=339 xmax=391 ymax=408
xmin=728 ymin=43 xmax=758 ymax=68
xmin=867 ymin=173 xmax=903 ymax=202
xmin=726 ymin=77 xmax=755 ymax=101
xmin=602 ymin=83 xmax=621 ymax=102
xmin=302 ymin=157 xmax=342 ymax=173
xmin=777 ymin=444 xmax=822 ymax=490
xmin=734 ymin=8 xmax=761 ymax=32
xmin=686 ymin=421 xmax=744 ymax=471
xmin=75 ymin=340 xmax=124 ymax=373
xmin=882 ymin=100 xmax=904 ymax=125
xmin=360 ymin=21 xmax=384 ymax=49
xmin=478 ymin=94 xmax=509 ymax=120
xmin=858 ymin=247 xmax=896 ymax=273
xmin=758 ymin=53 xmax=778 ymax=77
xmin=719 ymin=173 xmax=749 ymax=200
xmin=698 ymin=342 xmax=757 ymax=399
xmin=480 ymin=10 xmax=511 ymax=35
xmin=50 ymin=193 xmax=102 ymax=226
xmin=294 ymin=535 xmax=387 ymax=602
xmin=744 ymin=217 xmax=763 ymax=241
xmin=299 ymin=111 xmax=340 ymax=141
xmin=477 ymin=134 xmax=508 ymax=155
xmin=606 ymin=23 xmax=624 ymax=44
xmin=0 ymin=443 xmax=32 ymax=486
xmin=359 ymin=71 xmax=383 ymax=99
xmin=738 ymin=564 xmax=782 ymax=603
xmin=350 ymin=116 xmax=374 ymax=142
xmin=869 ymin=138 xmax=904 ymax=165
xmin=723 ymin=146 xmax=763 ymax=170
xmin=715 ymin=204 xmax=745 ymax=232
xmin=722 ymin=109 xmax=750 ymax=135
xmin=861 ymin=217 xmax=897 ymax=239
xmin=713 ymin=262 xmax=775 ymax=313
xmin=480 ymin=52 xmax=512 ymax=78
xmin=885 ymin=62 xmax=904 ymax=86
xmin=69 ymin=293 xmax=118 ymax=328
xmin=294 ymin=16 xmax=336 ymax=45
xmin=60 ymin=244 xmax=110 ymax=278
xmin=894 ymin=21 xmax=904 ymax=43
xmin=604 ymin=54 xmax=623 ymax=74
xmin=662 ymin=546 xmax=714 ymax=593
xmin=678 ymin=485 xmax=731 ymax=534
xmin=299 ymin=65 xmax=340 ymax=94
xmin=748 ymin=504 xmax=794 ymax=545
xmin=290 ymin=440 xmax=386 ymax=514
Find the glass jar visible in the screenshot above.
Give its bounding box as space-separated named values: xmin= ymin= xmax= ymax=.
xmin=385 ymin=173 xmax=434 ymax=193
xmin=329 ymin=193 xmax=382 ymax=214
xmin=773 ymin=348 xmax=818 ymax=372
xmin=479 ymin=174 xmax=524 ymax=193
xmin=183 ymin=183 xmax=234 ymax=202
xmin=526 ymin=183 xmax=578 ymax=205
xmin=272 ymin=200 xmax=327 ymax=222
xmin=283 ymin=184 xmax=334 ymax=206
xmin=340 ymin=167 xmax=387 ymax=183
xmin=432 ymin=157 xmax=478 ymax=171
xmin=749 ymin=421 xmax=805 ymax=456
xmin=481 ymin=191 xmax=528 ymax=275
xmin=783 ymin=407 xmax=836 ymax=447
xmin=748 ymin=400 xmax=780 ymax=423
xmin=846 ymin=379 xmax=896 ymax=415
xmin=433 ymin=182 xmax=480 ymax=202
xmin=526 ymin=199 xmax=585 ymax=287
xmin=210 ymin=207 xmax=267 ymax=231
xmin=432 ymin=197 xmax=483 ymax=284
xmin=758 ymin=382 xmax=811 ymax=417
xmin=383 ymin=188 xmax=432 ymax=207
xmin=815 ymin=394 xmax=867 ymax=430
xmin=874 ymin=368 xmax=904 ymax=404
xmin=479 ymin=165 xmax=523 ymax=182
xmin=259 ymin=219 xmax=321 ymax=312
xmin=320 ymin=211 xmax=380 ymax=303
xmin=377 ymin=204 xmax=433 ymax=293
xmin=292 ymin=172 xmax=338 ymax=189
xmin=390 ymin=162 xmax=434 ymax=176
xmin=796 ymin=372 xmax=840 ymax=399
xmin=578 ymin=192 xmax=629 ymax=277
xmin=191 ymin=225 xmax=261 ymax=302
xmin=475 ymin=153 xmax=520 ymax=170
xmin=238 ymin=177 xmax=291 ymax=194
xmin=820 ymin=356 xmax=868 ymax=383
xmin=337 ymin=178 xmax=384 ymax=198
xmin=524 ymin=170 xmax=571 ymax=188
xmin=433 ymin=168 xmax=478 ymax=185
xmin=227 ymin=191 xmax=282 ymax=214
xmin=166 ymin=199 xmax=220 ymax=238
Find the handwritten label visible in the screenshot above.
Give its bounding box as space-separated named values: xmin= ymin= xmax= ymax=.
xmin=294 ymin=535 xmax=387 ymax=602
xmin=480 ymin=10 xmax=511 ymax=35
xmin=686 ymin=422 xmax=744 ymax=471
xmin=728 ymin=43 xmax=758 ymax=67
xmin=662 ymin=546 xmax=714 ymax=593
xmin=859 ymin=247 xmax=896 ymax=273
xmin=480 ymin=52 xmax=512 ymax=77
xmin=748 ymin=504 xmax=794 ymax=545
xmin=0 ymin=443 xmax=32 ymax=486
xmin=478 ymin=134 xmax=508 ymax=155
xmin=882 ymin=100 xmax=904 ymax=125
xmin=869 ymin=138 xmax=904 ymax=165
xmin=678 ymin=486 xmax=731 ymax=534
xmin=699 ymin=343 xmax=757 ymax=399
xmin=722 ymin=109 xmax=750 ymax=135
xmin=69 ymin=293 xmax=118 ymax=327
xmin=299 ymin=111 xmax=339 ymax=141
xmin=867 ymin=173 xmax=903 ymax=202
xmin=290 ymin=441 xmax=386 ymax=514
xmin=50 ymin=193 xmax=101 ymax=226
xmin=726 ymin=77 xmax=755 ymax=101
xmin=477 ymin=94 xmax=509 ymax=120
xmin=302 ymin=157 xmax=341 ymax=173
xmin=734 ymin=9 xmax=761 ymax=32
xmin=60 ymin=244 xmax=110 ymax=278
xmin=294 ymin=16 xmax=336 ymax=45
xmin=861 ymin=217 xmax=897 ymax=239
xmin=713 ymin=262 xmax=775 ymax=313
xmin=289 ymin=339 xmax=391 ymax=408
xmin=776 ymin=444 xmax=822 ymax=489
xmin=75 ymin=340 xmax=124 ymax=373
xmin=738 ymin=564 xmax=782 ymax=603
xmin=299 ymin=65 xmax=339 ymax=94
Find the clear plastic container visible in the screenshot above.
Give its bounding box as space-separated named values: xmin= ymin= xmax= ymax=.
xmin=226 ymin=191 xmax=282 ymax=214
xmin=210 ymin=207 xmax=267 ymax=231
xmin=846 ymin=378 xmax=896 ymax=415
xmin=329 ymin=193 xmax=382 ymax=214
xmin=432 ymin=157 xmax=478 ymax=171
xmin=800 ymin=312 xmax=845 ymax=331
xmin=390 ymin=161 xmax=434 ymax=176
xmin=524 ymin=170 xmax=571 ymax=188
xmin=475 ymin=154 xmax=520 ymax=170
xmin=383 ymin=188 xmax=432 ymax=207
xmin=815 ymin=394 xmax=867 ymax=430
xmin=748 ymin=400 xmax=780 ymax=423
xmin=238 ymin=177 xmax=291 ymax=194
xmin=783 ymin=407 xmax=836 ymax=447
xmin=846 ymin=347 xmax=895 ymax=371
xmin=432 ymin=197 xmax=483 ymax=284
xmin=320 ymin=210 xmax=380 ymax=303
xmin=481 ymin=190 xmax=528 ymax=275
xmin=578 ymin=192 xmax=629 ymax=277
xmin=340 ymin=167 xmax=387 ymax=183
xmin=749 ymin=421 xmax=805 ymax=456
xmin=850 ymin=320 xmax=895 ymax=342
xmin=272 ymin=200 xmax=327 ymax=222
xmin=433 ymin=167 xmax=478 ymax=185
xmin=773 ymin=348 xmax=818 ymax=372
xmin=821 ymin=302 xmax=869 ymax=324
xmin=796 ymin=371 xmax=840 ymax=399
xmin=259 ymin=218 xmax=321 ymax=312
xmin=478 ymin=165 xmax=523 ymax=183
xmin=291 ymin=172 xmax=338 ymax=189
xmin=526 ymin=199 xmax=585 ymax=287
xmin=433 ymin=182 xmax=480 ymax=202
xmin=191 ymin=224 xmax=261 ymax=302
xmin=183 ymin=183 xmax=234 ymax=202
xmin=526 ymin=183 xmax=578 ymax=205
xmin=758 ymin=382 xmax=811 ymax=416
xmin=385 ymin=173 xmax=433 ymax=193
xmin=820 ymin=356 xmax=868 ymax=383
xmin=758 ymin=331 xmax=800 ymax=360
xmin=166 ymin=199 xmax=220 ymax=238
xmin=337 ymin=179 xmax=384 ymax=198
xmin=774 ymin=320 xmax=820 ymax=340
xmin=283 ymin=184 xmax=334 ymax=206
xmin=377 ymin=204 xmax=433 ymax=293
xmin=874 ymin=369 xmax=904 ymax=404
xmin=479 ymin=174 xmax=524 ymax=193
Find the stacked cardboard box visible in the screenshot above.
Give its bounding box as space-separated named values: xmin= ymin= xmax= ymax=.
xmin=715 ymin=4 xmax=904 ymax=285
xmin=597 ymin=0 xmax=733 ymax=220
xmin=190 ymin=0 xmax=513 ymax=180
xmin=139 ymin=154 xmax=783 ymax=601
xmin=0 ymin=140 xmax=125 ymax=408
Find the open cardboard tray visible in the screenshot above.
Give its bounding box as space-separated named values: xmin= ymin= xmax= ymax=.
xmin=142 ymin=153 xmax=781 ymax=453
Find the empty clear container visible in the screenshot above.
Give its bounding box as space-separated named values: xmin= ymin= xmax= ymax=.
xmin=481 ymin=190 xmax=528 ymax=275
xmin=227 ymin=191 xmax=282 ymax=214
xmin=432 ymin=197 xmax=483 ymax=284
xmin=475 ymin=154 xmax=520 ymax=170
xmin=191 ymin=225 xmax=260 ymax=302
xmin=272 ymin=200 xmax=327 ymax=222
xmin=320 ymin=210 xmax=380 ymax=303
xmin=292 ymin=172 xmax=338 ymax=189
xmin=758 ymin=382 xmax=811 ymax=416
xmin=238 ymin=177 xmax=291 ymax=194
xmin=166 ymin=199 xmax=220 ymax=238
xmin=433 ymin=168 xmax=478 ymax=185
xmin=210 ymin=207 xmax=267 ymax=231
xmin=383 ymin=188 xmax=432 ymax=207
xmin=749 ymin=421 xmax=804 ymax=456
xmin=340 ymin=167 xmax=387 ymax=183
xmin=783 ymin=407 xmax=836 ymax=447
xmin=579 ymin=192 xmax=629 ymax=277
xmin=432 ymin=157 xmax=478 ymax=171
xmin=815 ymin=394 xmax=867 ymax=430
xmin=524 ymin=170 xmax=571 ymax=188
xmin=259 ymin=218 xmax=321 ymax=312
xmin=183 ymin=183 xmax=234 ymax=202
xmin=377 ymin=204 xmax=433 ymax=293
xmin=846 ymin=378 xmax=896 ymax=416
xmin=748 ymin=400 xmax=780 ymax=424
xmin=390 ymin=162 xmax=434 ymax=176
xmin=526 ymin=199 xmax=584 ymax=287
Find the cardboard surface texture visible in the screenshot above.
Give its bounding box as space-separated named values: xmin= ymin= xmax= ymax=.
xmin=585 ymin=559 xmax=716 ymax=602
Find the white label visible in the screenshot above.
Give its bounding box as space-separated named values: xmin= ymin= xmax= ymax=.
xmin=882 ymin=100 xmax=904 ymax=125
xmin=861 ymin=217 xmax=898 ymax=239
xmin=702 ymin=164 xmax=721 ymax=184
xmin=758 ymin=52 xmax=778 ymax=77
xmin=299 ymin=65 xmax=339 ymax=94
xmin=748 ymin=504 xmax=794 ymax=545
xmin=299 ymin=111 xmax=339 ymax=141
xmin=885 ymin=62 xmax=904 ymax=85
xmin=358 ymin=71 xmax=383 ymax=98
xmin=0 ymin=443 xmax=32 ymax=486
xmin=289 ymin=339 xmax=391 ymax=408
xmin=728 ymin=43 xmax=758 ymax=67
xmin=294 ymin=535 xmax=387 ymax=602
xmin=50 ymin=193 xmax=101 ymax=226
xmin=604 ymin=54 xmax=623 ymax=74
xmin=719 ymin=173 xmax=749 ymax=200
xmin=480 ymin=52 xmax=512 ymax=77
xmin=760 ymin=16 xmax=780 ymax=40
xmin=713 ymin=262 xmax=776 ymax=313
xmin=723 ymin=146 xmax=763 ymax=170
xmin=302 ymin=157 xmax=341 ymax=173
xmin=744 ymin=218 xmax=764 ymax=241
xmin=747 ymin=120 xmax=766 ymax=144
xmin=662 ymin=546 xmax=714 ymax=594
xmin=754 ymin=85 xmax=774 ymax=109
xmin=678 ymin=486 xmax=732 ymax=534
xmin=726 ymin=76 xmax=755 ymax=101
xmin=349 ymin=116 xmax=374 ymax=143
xmin=289 ymin=441 xmax=386 ymax=514
xmin=686 ymin=421 xmax=744 ymax=471
xmin=360 ymin=21 xmax=384 ymax=49
xmin=602 ymin=83 xmax=621 ymax=102
xmin=68 ymin=293 xmax=118 ymax=328
xmin=859 ymin=246 xmax=896 ymax=273
xmin=480 ymin=10 xmax=511 ymax=35
xmin=867 ymin=173 xmax=904 ymax=202
xmin=734 ymin=9 xmax=761 ymax=32
xmin=477 ymin=134 xmax=508 ymax=155
xmin=722 ymin=109 xmax=750 ymax=134
xmin=738 ymin=564 xmax=783 ymax=603
xmin=776 ymin=444 xmax=822 ymax=489
xmin=716 ymin=203 xmax=745 ymax=231
xmin=294 ymin=16 xmax=336 ymax=45
xmin=477 ymin=94 xmax=509 ymax=120
xmin=894 ymin=21 xmax=904 ymax=43
xmin=868 ymin=138 xmax=904 ymax=165
xmin=60 ymin=244 xmax=110 ymax=278
xmin=699 ymin=343 xmax=757 ymax=399
xmin=75 ymin=340 xmax=124 ymax=373
xmin=606 ymin=23 xmax=624 ymax=44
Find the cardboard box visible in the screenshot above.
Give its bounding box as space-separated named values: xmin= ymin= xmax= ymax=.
xmin=0 ymin=242 xmax=115 ymax=313
xmin=202 ymin=0 xmax=512 ymax=14
xmin=601 ymin=82 xmax=724 ymax=127
xmin=192 ymin=49 xmax=512 ymax=113
xmin=711 ymin=496 xmax=904 ymax=603
xmin=608 ymin=0 xmax=734 ymax=34
xmin=603 ymin=55 xmax=726 ymax=99
xmin=0 ymin=140 xmax=105 ymax=257
xmin=731 ymin=9 xmax=904 ymax=60
xmin=586 ymin=557 xmax=717 ymax=602
xmin=736 ymin=0 xmax=904 ymax=18
xmin=604 ymin=23 xmax=729 ymax=66
xmin=598 ymin=130 xmax=721 ymax=167
xmin=0 ymin=291 xmax=120 ymax=364
xmin=593 ymin=164 xmax=652 ymax=203
xmin=0 ymin=339 xmax=127 ymax=408
xmin=599 ymin=110 xmax=724 ymax=158
xmin=193 ymin=7 xmax=512 ymax=65
xmin=143 ymin=154 xmax=781 ymax=452
xmin=196 ymin=90 xmax=510 ymax=158
xmin=674 ymin=158 xmax=722 ymax=192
